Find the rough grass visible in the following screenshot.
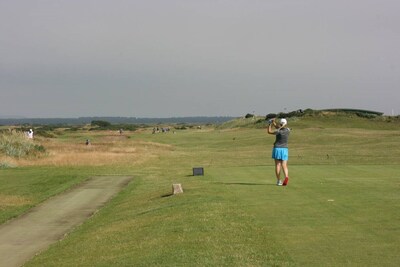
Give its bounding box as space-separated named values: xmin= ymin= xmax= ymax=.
xmin=0 ymin=194 xmax=32 ymax=208
xmin=3 ymin=131 xmax=171 ymax=167
xmin=1 ymin=116 xmax=400 ymax=266
xmin=0 ymin=131 xmax=44 ymax=158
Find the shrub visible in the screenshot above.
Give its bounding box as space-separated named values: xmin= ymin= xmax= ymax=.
xmin=265 ymin=113 xmax=277 ymax=119
xmin=65 ymin=127 xmax=81 ymax=132
xmin=0 ymin=131 xmax=46 ymax=158
xmin=174 ymin=126 xmax=187 ymax=130
xmin=91 ymin=120 xmax=111 ymax=127
xmin=276 ymin=109 xmax=306 ymax=119
xmin=0 ymin=161 xmax=15 ymax=169
xmin=89 ymin=122 xmax=138 ymax=131
xmin=322 ymin=108 xmax=383 ymax=116
xmin=34 ymin=129 xmax=56 ymax=138
xmin=355 ymin=112 xmax=378 ymax=119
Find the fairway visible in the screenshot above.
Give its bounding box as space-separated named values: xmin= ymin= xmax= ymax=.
xmin=1 ymin=116 xmax=399 ymax=266
xmin=208 ymin=165 xmax=400 ymax=266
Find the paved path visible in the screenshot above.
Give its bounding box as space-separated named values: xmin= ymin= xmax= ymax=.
xmin=0 ymin=176 xmax=133 ymax=267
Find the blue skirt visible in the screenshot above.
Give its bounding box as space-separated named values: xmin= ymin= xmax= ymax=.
xmin=272 ymin=147 xmax=289 ymax=160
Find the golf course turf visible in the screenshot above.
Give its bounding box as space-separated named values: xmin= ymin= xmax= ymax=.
xmin=1 ymin=115 xmax=399 ymax=266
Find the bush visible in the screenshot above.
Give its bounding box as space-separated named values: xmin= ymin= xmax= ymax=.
xmin=266 ymin=109 xmax=306 ymax=120
xmin=89 ymin=121 xmax=138 ymax=131
xmin=34 ymin=129 xmax=56 ymax=138
xmin=276 ymin=109 xmax=306 ymax=119
xmin=91 ymin=120 xmax=111 ymax=127
xmin=65 ymin=127 xmax=81 ymax=132
xmin=174 ymin=126 xmax=187 ymax=130
xmin=0 ymin=161 xmax=15 ymax=169
xmin=265 ymin=113 xmax=277 ymax=120
xmin=0 ymin=131 xmax=46 ymax=158
xmin=322 ymin=108 xmax=383 ymax=116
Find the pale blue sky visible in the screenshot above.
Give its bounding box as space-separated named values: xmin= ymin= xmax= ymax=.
xmin=1 ymin=0 xmax=399 ymax=118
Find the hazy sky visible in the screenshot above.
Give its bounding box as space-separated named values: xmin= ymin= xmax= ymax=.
xmin=1 ymin=0 xmax=399 ymax=118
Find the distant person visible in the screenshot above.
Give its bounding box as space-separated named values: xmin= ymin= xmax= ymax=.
xmin=119 ymin=129 xmax=123 ymax=135
xmin=86 ymin=139 xmax=91 ymax=146
xmin=28 ymin=129 xmax=34 ymax=139
xmin=267 ymin=118 xmax=290 ymax=186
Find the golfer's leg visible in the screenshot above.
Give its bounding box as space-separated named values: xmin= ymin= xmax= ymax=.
xmin=282 ymin=160 xmax=289 ymax=178
xmin=275 ymin=160 xmax=282 ymax=180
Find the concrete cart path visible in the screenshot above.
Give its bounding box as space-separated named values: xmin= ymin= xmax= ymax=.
xmin=0 ymin=176 xmax=133 ymax=267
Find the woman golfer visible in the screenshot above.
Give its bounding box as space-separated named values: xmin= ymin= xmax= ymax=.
xmin=268 ymin=118 xmax=290 ymax=186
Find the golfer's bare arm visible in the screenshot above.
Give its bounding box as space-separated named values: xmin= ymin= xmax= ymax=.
xmin=267 ymin=119 xmax=277 ymax=134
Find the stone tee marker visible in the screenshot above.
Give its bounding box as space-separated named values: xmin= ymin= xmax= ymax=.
xmin=172 ymin=184 xmax=183 ymax=194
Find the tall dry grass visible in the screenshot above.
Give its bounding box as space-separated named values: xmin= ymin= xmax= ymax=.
xmin=0 ymin=131 xmax=46 ymax=168
xmin=9 ymin=132 xmax=173 ymax=167
xmin=0 ymin=131 xmax=39 ymax=158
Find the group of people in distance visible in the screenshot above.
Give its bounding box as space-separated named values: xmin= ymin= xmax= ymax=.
xmin=152 ymin=127 xmax=171 ymax=134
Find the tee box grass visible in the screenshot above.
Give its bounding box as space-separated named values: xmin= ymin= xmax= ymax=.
xmin=1 ymin=116 xmax=400 ymax=266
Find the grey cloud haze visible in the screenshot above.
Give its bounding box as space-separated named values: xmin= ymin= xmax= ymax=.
xmin=1 ymin=0 xmax=399 ymax=118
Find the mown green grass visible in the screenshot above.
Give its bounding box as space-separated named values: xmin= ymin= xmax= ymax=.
xmin=24 ymin=164 xmax=400 ymax=266
xmin=1 ymin=116 xmax=400 ymax=266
